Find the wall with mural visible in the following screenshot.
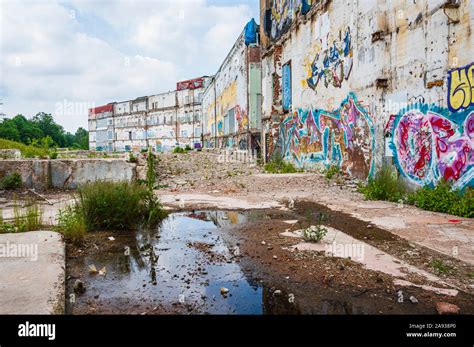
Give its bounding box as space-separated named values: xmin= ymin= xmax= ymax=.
xmin=279 ymin=93 xmax=375 ymax=179
xmin=386 ymin=64 xmax=474 ymax=189
xmin=261 ymin=0 xmax=474 ymax=183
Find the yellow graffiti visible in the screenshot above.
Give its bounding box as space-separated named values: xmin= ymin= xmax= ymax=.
xmin=447 ymin=63 xmax=474 ymax=112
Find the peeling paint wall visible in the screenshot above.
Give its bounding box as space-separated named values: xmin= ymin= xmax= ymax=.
xmin=260 ymin=0 xmax=474 ymax=187
xmin=202 ymin=24 xmax=262 ymax=151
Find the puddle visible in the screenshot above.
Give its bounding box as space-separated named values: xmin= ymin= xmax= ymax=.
xmin=68 ymin=211 xmax=285 ymax=314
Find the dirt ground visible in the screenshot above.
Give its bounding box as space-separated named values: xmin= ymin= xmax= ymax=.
xmin=64 ymin=150 xmax=473 ymax=314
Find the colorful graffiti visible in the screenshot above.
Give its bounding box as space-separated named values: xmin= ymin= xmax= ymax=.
xmin=388 ymin=105 xmax=473 ymax=188
xmin=176 ymin=77 xmax=204 ymax=91
xmin=304 ymin=27 xmax=353 ymax=92
xmin=447 ymin=62 xmax=474 ymax=112
xmin=278 ymin=93 xmax=375 ymax=179
xmin=235 ymin=105 xmax=248 ymax=132
xmin=270 ymin=0 xmax=314 ymax=41
xmin=282 ymin=62 xmax=292 ymax=112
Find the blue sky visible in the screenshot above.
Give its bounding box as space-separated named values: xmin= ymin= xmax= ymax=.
xmin=0 ymin=0 xmax=259 ymax=131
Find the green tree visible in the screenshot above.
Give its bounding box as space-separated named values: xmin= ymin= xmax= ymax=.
xmin=0 ymin=119 xmax=20 ymax=141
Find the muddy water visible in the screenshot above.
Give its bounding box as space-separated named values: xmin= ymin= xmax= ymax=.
xmin=68 ymin=211 xmax=282 ymax=314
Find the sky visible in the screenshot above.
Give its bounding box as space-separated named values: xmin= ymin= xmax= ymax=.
xmin=0 ymin=0 xmax=259 ymax=132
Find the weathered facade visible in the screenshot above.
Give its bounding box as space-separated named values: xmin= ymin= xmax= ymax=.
xmin=88 ymin=77 xmax=210 ymax=152
xmin=201 ymin=20 xmax=262 ymax=152
xmin=260 ymin=0 xmax=474 ymax=188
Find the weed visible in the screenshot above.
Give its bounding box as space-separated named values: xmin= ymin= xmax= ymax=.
xmin=56 ymin=205 xmax=87 ymax=241
xmin=77 ymin=181 xmax=167 ymax=231
xmin=325 ymin=165 xmax=341 ymax=179
xmin=408 ymin=181 xmax=473 ymax=218
xmin=128 ymin=152 xmax=138 ymax=163
xmin=430 ymin=259 xmax=452 ymax=274
xmin=0 ymin=139 xmax=49 ymax=158
xmin=0 ymin=172 xmax=22 ymax=190
xmin=359 ymin=165 xmax=407 ymax=202
xmin=173 ymin=147 xmax=187 ymax=154
xmin=185 ymin=144 xmax=192 ymax=151
xmin=10 ymin=200 xmax=43 ymax=232
xmin=264 ymin=156 xmax=300 ymax=174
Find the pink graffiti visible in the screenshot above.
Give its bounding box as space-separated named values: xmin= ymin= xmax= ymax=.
xmin=394 ymin=110 xmax=473 ymax=184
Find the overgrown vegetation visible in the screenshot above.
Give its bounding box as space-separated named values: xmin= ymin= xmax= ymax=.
xmin=63 ymin=147 xmax=167 ymax=234
xmin=0 ymin=113 xmax=88 ymax=149
xmin=0 ymin=172 xmax=22 ymax=190
xmin=358 ymin=165 xmax=407 ymax=202
xmin=264 ymin=156 xmax=300 ymax=174
xmin=0 ymin=139 xmax=49 ymax=158
xmin=0 ymin=200 xmax=43 ymax=233
xmin=325 ymin=165 xmax=341 ymax=179
xmin=56 ymin=205 xmax=87 ymax=241
xmin=407 ymin=181 xmax=473 ymax=218
xmin=173 ymin=146 xmax=187 ymax=154
xmin=359 ymin=165 xmax=473 ymax=218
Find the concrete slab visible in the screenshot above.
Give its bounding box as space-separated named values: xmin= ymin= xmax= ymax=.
xmin=0 ymin=230 xmax=65 ymax=314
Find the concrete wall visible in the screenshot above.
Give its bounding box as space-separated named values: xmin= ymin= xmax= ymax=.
xmin=0 ymin=159 xmax=136 ymax=190
xmin=260 ymin=0 xmax=474 ymax=188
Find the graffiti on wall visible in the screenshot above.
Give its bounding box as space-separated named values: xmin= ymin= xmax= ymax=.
xmin=387 ymin=104 xmax=473 ymax=188
xmin=303 ymin=27 xmax=353 ymax=92
xmin=278 ymin=93 xmax=375 ymax=179
xmin=282 ymin=62 xmax=292 ymax=112
xmin=235 ymin=105 xmax=248 ymax=132
xmin=447 ymin=62 xmax=474 ymax=113
xmin=270 ymin=0 xmax=314 ymax=41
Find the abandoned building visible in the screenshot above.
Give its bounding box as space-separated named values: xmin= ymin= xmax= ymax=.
xmin=88 ymin=0 xmax=473 ymax=189
xmin=201 ymin=19 xmax=262 ymax=152
xmin=88 ymin=77 xmax=210 ymax=152
xmin=259 ymin=0 xmax=473 ymax=189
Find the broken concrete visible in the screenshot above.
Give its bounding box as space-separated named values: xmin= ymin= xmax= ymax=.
xmin=0 ymin=159 xmax=136 ymax=190
xmin=0 ymin=230 xmax=65 ymax=314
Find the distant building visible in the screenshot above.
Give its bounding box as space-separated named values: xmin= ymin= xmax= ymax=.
xmin=88 ymin=76 xmax=210 ymax=152
xmin=201 ymin=19 xmax=262 ymax=153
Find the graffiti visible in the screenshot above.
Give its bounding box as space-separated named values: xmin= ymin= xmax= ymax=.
xmin=235 ymin=105 xmax=248 ymax=132
xmin=388 ymin=104 xmax=473 ymax=188
xmin=270 ymin=0 xmax=313 ymax=41
xmin=282 ymin=62 xmax=292 ymax=112
xmin=447 ymin=63 xmax=474 ymax=112
xmin=278 ymin=93 xmax=375 ymax=179
xmin=304 ymin=27 xmax=353 ymax=92
xmin=176 ymin=77 xmax=204 ymax=91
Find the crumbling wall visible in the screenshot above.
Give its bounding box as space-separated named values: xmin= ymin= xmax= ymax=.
xmin=0 ymin=159 xmax=136 ymax=190
xmin=261 ymin=0 xmax=474 ymax=187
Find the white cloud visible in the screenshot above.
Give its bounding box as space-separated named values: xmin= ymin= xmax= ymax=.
xmin=0 ymin=0 xmax=255 ymax=132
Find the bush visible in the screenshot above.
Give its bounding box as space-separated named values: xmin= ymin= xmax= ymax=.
xmin=359 ymin=165 xmax=407 ymax=202
xmin=49 ymin=150 xmax=58 ymax=159
xmin=0 ymin=172 xmax=22 ymax=190
xmin=77 ymin=181 xmax=167 ymax=231
xmin=325 ymin=165 xmax=341 ymax=179
xmin=185 ymin=144 xmax=192 ymax=151
xmin=56 ymin=205 xmax=87 ymax=241
xmin=407 ymin=181 xmax=473 ymax=218
xmin=264 ymin=156 xmax=300 ymax=174
xmin=173 ymin=146 xmax=186 ymax=154
xmin=128 ymin=152 xmax=138 ymax=163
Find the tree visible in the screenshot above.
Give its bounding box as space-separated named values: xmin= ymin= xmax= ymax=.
xmin=0 ymin=119 xmax=20 ymax=141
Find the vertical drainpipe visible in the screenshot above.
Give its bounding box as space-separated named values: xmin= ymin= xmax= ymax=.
xmin=213 ymin=77 xmax=217 ymax=148
xmin=175 ymin=91 xmax=179 ymax=144
xmin=246 ymin=45 xmax=251 ymax=154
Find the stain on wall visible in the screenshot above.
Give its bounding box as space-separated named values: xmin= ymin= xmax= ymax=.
xmin=279 ymin=93 xmax=375 ymax=179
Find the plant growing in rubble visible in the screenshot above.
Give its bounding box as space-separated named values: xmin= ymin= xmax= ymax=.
xmin=56 ymin=205 xmax=86 ymax=241
xmin=264 ymin=155 xmax=300 ymax=174
xmin=0 ymin=172 xmax=22 ymax=190
xmin=173 ymin=146 xmax=186 ymax=154
xmin=358 ymin=164 xmax=407 ymax=202
xmin=301 ymin=213 xmax=328 ymax=243
xmin=325 ymin=165 xmax=341 ymax=179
